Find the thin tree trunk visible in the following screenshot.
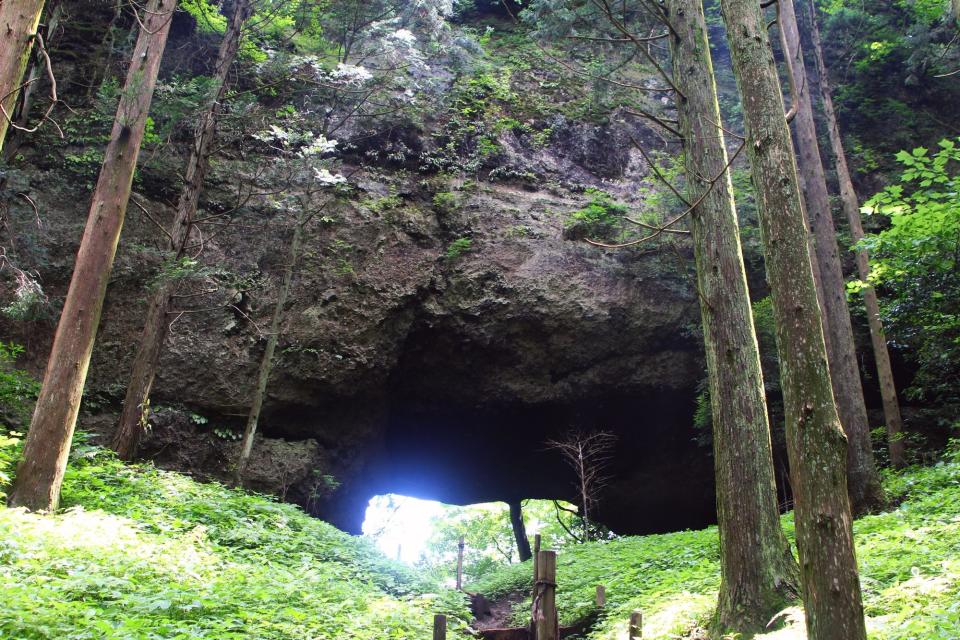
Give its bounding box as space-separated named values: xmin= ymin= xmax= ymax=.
xmin=779 ymin=0 xmax=884 ymax=513
xmin=234 ymin=215 xmax=303 ymax=483
xmin=666 ymin=0 xmax=799 ymax=634
xmin=508 ymin=499 xmax=532 ymax=562
xmin=805 ymin=0 xmax=905 ymax=468
xmin=112 ymin=0 xmax=254 ymax=460
xmin=717 ymin=1 xmax=868 ymax=638
xmin=0 ymin=0 xmax=47 ymax=153
xmin=7 ymin=0 xmax=176 ymax=511
xmin=3 ymin=0 xmax=61 ymax=162
xmin=577 ymin=442 xmax=590 ymax=540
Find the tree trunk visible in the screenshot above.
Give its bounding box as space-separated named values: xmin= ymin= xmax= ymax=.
xmin=234 ymin=214 xmax=303 ymax=483
xmin=717 ymin=1 xmax=868 ymax=638
xmin=508 ymin=499 xmax=532 ymax=562
xmin=779 ymin=0 xmax=884 ymax=513
xmin=7 ymin=0 xmax=176 ymax=512
xmin=112 ymin=0 xmax=254 ymax=460
xmin=805 ymin=0 xmax=905 ymax=469
xmin=666 ymin=0 xmax=799 ymax=634
xmin=0 ymin=0 xmax=47 ymax=153
xmin=3 ymin=0 xmax=60 ymax=162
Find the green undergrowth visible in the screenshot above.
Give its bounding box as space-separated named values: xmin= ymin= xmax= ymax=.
xmin=471 ymin=453 xmax=960 ymax=639
xmin=0 ymin=441 xmax=471 ymax=639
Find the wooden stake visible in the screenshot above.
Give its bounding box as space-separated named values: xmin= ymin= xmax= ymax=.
xmin=629 ymin=610 xmax=642 ymax=639
xmin=531 ymin=550 xmax=558 ymax=640
xmin=433 ymin=614 xmax=447 ymax=640
xmin=456 ymin=536 xmax=465 ymax=591
xmin=533 ymin=533 xmax=541 ymax=581
xmin=595 ymin=585 xmax=606 ymax=608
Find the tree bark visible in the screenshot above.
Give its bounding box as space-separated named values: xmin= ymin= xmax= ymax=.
xmin=112 ymin=0 xmax=254 ymax=460
xmin=7 ymin=0 xmax=176 ymax=511
xmin=508 ymin=499 xmax=532 ymax=562
xmin=779 ymin=0 xmax=884 ymax=513
xmin=0 ymin=0 xmax=47 ymax=153
xmin=233 ymin=213 xmax=303 ymax=483
xmin=3 ymin=0 xmax=60 ymax=162
xmin=666 ymin=0 xmax=799 ymax=634
xmin=717 ymin=1 xmax=868 ymax=638
xmin=805 ymin=0 xmax=905 ymax=469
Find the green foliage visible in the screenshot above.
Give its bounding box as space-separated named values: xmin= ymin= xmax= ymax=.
xmin=861 ymin=139 xmax=960 ymax=412
xmin=473 ymin=461 xmax=960 ymax=639
xmin=414 ymin=499 xmax=581 ymax=585
xmin=0 ymin=343 xmax=36 ymax=498
xmin=421 ymin=502 xmax=518 ymax=583
xmin=1 ymin=276 xmax=48 ymax=322
xmin=150 ymin=76 xmax=221 ymax=140
xmin=563 ymin=188 xmax=629 ymax=240
xmin=432 ymin=191 xmax=461 ymax=214
xmin=0 ymin=347 xmax=27 ymax=490
xmin=444 ymin=237 xmax=474 ymax=260
xmin=0 ymin=342 xmax=40 ymax=428
xmin=181 ymin=0 xmax=228 ymax=34
xmin=421 ymin=69 xmax=514 ymax=175
xmin=364 ymin=195 xmax=404 ymax=214
xmin=0 ymin=446 xmax=472 ymax=639
xmin=818 ymin=0 xmax=960 ymax=167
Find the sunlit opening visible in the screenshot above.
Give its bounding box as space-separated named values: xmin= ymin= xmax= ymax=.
xmin=362 ymin=494 xmax=448 ymax=564
xmin=362 ymin=494 xmax=582 ymax=587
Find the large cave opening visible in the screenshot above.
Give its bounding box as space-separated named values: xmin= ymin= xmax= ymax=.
xmin=327 ymin=384 xmax=716 ymax=537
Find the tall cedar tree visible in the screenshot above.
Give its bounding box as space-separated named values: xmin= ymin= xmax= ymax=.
xmin=112 ymin=0 xmax=255 ymax=460
xmin=0 ymin=0 xmax=47 ymax=152
xmin=778 ymin=0 xmax=884 ymax=513
xmin=234 ymin=201 xmax=305 ymax=483
xmin=717 ymin=0 xmax=868 ymax=638
xmin=805 ymin=0 xmax=905 ymax=468
xmin=664 ymin=0 xmax=799 ymax=634
xmin=8 ymin=0 xmax=177 ymax=511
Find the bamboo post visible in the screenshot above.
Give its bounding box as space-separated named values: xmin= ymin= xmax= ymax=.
xmin=533 ymin=533 xmax=541 ymax=581
xmin=433 ymin=614 xmax=447 ymax=640
xmin=531 ymin=550 xmax=558 ymax=640
xmin=629 ymin=610 xmax=642 ymax=639
xmin=595 ymin=585 xmax=606 ymax=608
xmin=456 ymin=536 xmax=465 ymax=591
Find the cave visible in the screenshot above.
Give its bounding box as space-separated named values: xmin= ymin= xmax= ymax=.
xmin=313 ymin=316 xmax=717 ymax=537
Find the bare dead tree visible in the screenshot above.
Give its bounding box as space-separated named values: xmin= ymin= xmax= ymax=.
xmin=545 ymin=429 xmax=616 ymax=541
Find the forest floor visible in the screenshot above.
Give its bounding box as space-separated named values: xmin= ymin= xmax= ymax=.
xmin=470 ymin=450 xmax=960 ymax=640
xmin=0 ymin=433 xmax=473 ymax=639
xmin=1 ymin=433 xmax=958 ymax=639
xmin=471 ymin=590 xmax=527 ymax=630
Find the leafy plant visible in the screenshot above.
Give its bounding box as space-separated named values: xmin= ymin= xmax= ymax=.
xmin=473 ymin=461 xmax=960 ymax=639
xmin=861 ymin=139 xmax=960 ymax=414
xmin=0 ymin=445 xmax=473 ymax=639
xmin=563 ymin=188 xmax=629 ymax=240
xmin=444 ymin=237 xmax=473 ymax=260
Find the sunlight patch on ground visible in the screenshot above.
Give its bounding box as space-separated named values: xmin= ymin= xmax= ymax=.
xmin=596 ymin=592 xmax=716 ymax=640
xmin=754 ymin=606 xmax=805 ymax=640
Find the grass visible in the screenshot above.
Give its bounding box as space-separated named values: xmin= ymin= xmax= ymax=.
xmin=4 ymin=445 xmax=959 ymax=640
xmin=470 ymin=453 xmax=960 ymax=639
xmin=0 ymin=438 xmax=472 ymax=640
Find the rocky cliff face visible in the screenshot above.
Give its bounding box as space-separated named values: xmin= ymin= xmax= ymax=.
xmin=0 ymin=7 xmax=714 ymax=535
